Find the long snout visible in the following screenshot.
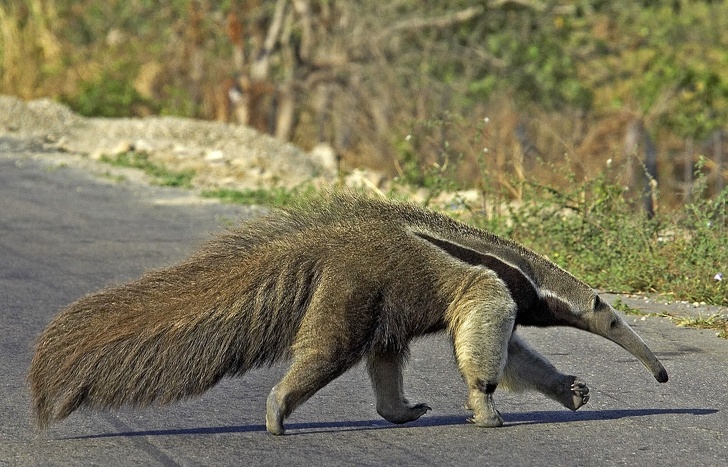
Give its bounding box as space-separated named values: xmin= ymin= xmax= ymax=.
xmin=589 ymin=310 xmax=668 ymax=383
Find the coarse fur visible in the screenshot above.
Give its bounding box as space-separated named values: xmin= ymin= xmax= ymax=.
xmin=29 ymin=192 xmax=668 ymax=434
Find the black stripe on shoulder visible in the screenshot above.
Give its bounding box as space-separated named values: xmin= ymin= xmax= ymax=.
xmin=414 ymin=232 xmax=541 ymax=315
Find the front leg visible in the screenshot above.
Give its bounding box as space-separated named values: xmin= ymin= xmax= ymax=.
xmin=367 ymin=350 xmax=431 ymax=424
xmin=500 ymin=334 xmax=590 ymax=410
xmin=448 ymin=278 xmax=517 ymax=428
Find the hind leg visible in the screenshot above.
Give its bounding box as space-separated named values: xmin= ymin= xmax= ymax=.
xmin=266 ymin=343 xmax=356 ymax=435
xmin=367 ymin=350 xmax=431 ymax=424
xmin=500 ymin=334 xmax=589 ymax=410
xmin=265 ymin=275 xmax=380 ymax=435
xmin=265 ymin=284 xmax=372 ymax=436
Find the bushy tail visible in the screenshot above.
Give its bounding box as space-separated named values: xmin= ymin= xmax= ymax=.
xmin=28 ymin=248 xmax=312 ymax=429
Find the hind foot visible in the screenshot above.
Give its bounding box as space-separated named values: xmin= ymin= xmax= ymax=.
xmin=377 ymin=400 xmax=431 ymax=424
xmin=265 ymin=387 xmax=285 ymax=435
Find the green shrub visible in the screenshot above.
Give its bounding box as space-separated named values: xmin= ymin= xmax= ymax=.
xmin=66 ymin=71 xmax=152 ymax=118
xmin=100 ymin=151 xmax=194 ymax=188
xmin=467 ymin=171 xmax=727 ymax=306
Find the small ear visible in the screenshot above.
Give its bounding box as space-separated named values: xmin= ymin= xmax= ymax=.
xmin=591 ymin=295 xmax=604 ymax=311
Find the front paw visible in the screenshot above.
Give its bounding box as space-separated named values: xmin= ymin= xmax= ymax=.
xmin=467 ymin=392 xmax=504 ymax=427
xmin=564 ymin=377 xmax=590 ymax=411
xmin=467 ymin=409 xmax=504 ymax=427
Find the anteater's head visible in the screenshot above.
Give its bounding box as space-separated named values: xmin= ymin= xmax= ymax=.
xmin=530 ymin=265 xmax=669 ymax=384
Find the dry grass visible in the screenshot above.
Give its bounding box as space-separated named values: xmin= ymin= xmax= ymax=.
xmin=0 ymin=0 xmax=63 ymax=98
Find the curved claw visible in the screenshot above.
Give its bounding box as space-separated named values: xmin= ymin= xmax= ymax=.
xmin=415 ymin=403 xmax=432 ymax=413
xmin=568 ymin=379 xmax=590 ymax=410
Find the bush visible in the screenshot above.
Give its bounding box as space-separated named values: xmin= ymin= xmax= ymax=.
xmin=468 ymin=170 xmax=727 ymax=306
xmin=65 ymin=70 xmax=152 ymax=118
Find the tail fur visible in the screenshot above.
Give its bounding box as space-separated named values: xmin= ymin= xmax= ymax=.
xmin=28 ymin=212 xmax=321 ymax=429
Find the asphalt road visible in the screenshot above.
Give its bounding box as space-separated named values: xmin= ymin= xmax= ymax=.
xmin=1 ymin=142 xmax=726 ymax=466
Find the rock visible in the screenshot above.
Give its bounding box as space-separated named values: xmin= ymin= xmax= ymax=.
xmin=344 ymin=168 xmax=388 ymax=193
xmin=204 ymin=149 xmax=225 ymax=162
xmin=309 ymin=143 xmax=339 ymax=176
xmin=0 ymin=96 xmax=336 ymax=190
xmin=111 ymin=140 xmax=134 ymax=155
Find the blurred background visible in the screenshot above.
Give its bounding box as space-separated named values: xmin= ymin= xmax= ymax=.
xmin=1 ymin=0 xmax=727 ymax=209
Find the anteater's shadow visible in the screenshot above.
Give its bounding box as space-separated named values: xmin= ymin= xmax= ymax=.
xmin=65 ymin=408 xmax=716 ymax=439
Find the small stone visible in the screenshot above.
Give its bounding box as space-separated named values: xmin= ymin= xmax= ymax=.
xmin=111 ymin=140 xmax=133 ymax=155
xmin=205 ymin=149 xmax=225 ymax=161
xmin=134 ymin=139 xmax=154 ymax=152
